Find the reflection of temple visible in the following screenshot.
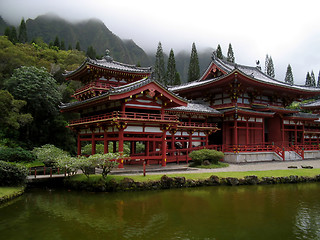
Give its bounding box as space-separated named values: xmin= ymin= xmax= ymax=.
xmin=61 ymin=51 xmax=320 ymax=165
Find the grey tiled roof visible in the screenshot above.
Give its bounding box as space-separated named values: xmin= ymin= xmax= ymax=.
xmin=64 ymin=56 xmax=152 ymax=77
xmin=61 ymin=78 xmax=187 ymax=110
xmin=167 ymin=102 xmax=222 ymax=115
xmin=301 ymin=99 xmax=320 ymax=108
xmin=170 ymin=55 xmax=320 ymax=93
xmin=285 ymin=112 xmax=319 ymax=119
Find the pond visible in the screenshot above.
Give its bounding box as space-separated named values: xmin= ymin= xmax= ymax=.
xmin=1 ymin=183 xmax=320 ymax=240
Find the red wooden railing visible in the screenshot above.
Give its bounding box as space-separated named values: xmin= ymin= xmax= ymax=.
xmin=69 ymin=111 xmax=178 ymax=125
xmin=178 ymin=122 xmax=218 ymax=128
xmin=73 ymin=81 xmax=114 ymax=96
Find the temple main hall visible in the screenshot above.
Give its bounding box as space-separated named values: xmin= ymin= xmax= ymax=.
xmin=61 ymin=51 xmax=320 ymax=165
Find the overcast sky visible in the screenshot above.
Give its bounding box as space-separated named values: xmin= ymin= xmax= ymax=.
xmin=1 ymin=0 xmax=320 ymax=84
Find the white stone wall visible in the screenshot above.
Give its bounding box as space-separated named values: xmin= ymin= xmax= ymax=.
xmin=224 ymin=152 xmax=282 ymax=163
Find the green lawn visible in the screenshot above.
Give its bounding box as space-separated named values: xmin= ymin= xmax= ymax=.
xmin=0 ymin=186 xmax=24 ymax=199
xmin=69 ymin=168 xmax=320 ymax=183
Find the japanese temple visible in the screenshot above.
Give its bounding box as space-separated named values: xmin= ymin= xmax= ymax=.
xmin=61 ymin=50 xmax=320 ymax=166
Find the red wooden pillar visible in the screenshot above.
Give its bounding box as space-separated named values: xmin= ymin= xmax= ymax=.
xmin=77 ymin=133 xmax=81 ymax=156
xmin=234 ymin=117 xmax=238 ymax=146
xmin=161 ymin=125 xmax=169 ymax=167
xmin=91 ymin=129 xmax=96 ymax=155
xmin=246 ymin=118 xmax=249 ymax=145
xmin=281 ymin=119 xmax=285 ymax=145
xmin=262 ymin=118 xmax=265 ymax=145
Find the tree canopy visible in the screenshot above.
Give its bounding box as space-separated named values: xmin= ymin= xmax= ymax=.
xmin=166 ymin=49 xmax=178 ymax=85
xmin=284 ymin=64 xmax=294 ymax=85
xmin=227 ymin=43 xmax=235 ymax=63
xmin=154 ymin=42 xmax=166 ymax=85
xmin=187 ymin=42 xmax=200 ymax=82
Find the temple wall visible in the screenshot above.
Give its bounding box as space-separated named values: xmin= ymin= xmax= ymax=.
xmin=223 ymin=152 xmax=282 ymax=163
xmin=304 ymin=151 xmax=320 ymax=159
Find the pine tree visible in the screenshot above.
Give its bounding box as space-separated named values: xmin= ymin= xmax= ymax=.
xmin=227 ymin=43 xmax=235 ymax=63
xmin=68 ymin=44 xmax=72 ymax=50
xmin=174 ymin=72 xmax=181 ymax=85
xmin=18 ymin=18 xmax=27 ymax=43
xmin=310 ymin=70 xmax=316 ymax=87
xmin=284 ymin=64 xmax=294 ymax=85
xmin=60 ymin=40 xmax=65 ymax=50
xmin=53 ymin=36 xmax=60 ymax=49
xmin=9 ymin=26 xmax=18 ymax=44
xmin=154 ymin=42 xmax=166 ymax=84
xmin=266 ymin=56 xmax=275 ymax=78
xmin=75 ymin=41 xmax=81 ymax=51
xmin=188 ymin=42 xmax=200 ymax=82
xmin=86 ymin=45 xmax=96 ymax=59
xmin=305 ymin=72 xmax=311 ymax=86
xmin=317 ymin=71 xmax=320 ymax=88
xmin=216 ymin=44 xmax=223 ymax=59
xmin=264 ymin=54 xmax=269 ymax=74
xmin=166 ymin=49 xmax=177 ymax=85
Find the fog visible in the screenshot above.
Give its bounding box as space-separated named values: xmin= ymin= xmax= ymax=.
xmin=1 ymin=0 xmax=320 ymax=84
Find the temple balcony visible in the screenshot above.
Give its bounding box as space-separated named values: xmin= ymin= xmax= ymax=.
xmin=72 ymin=80 xmax=118 ymax=100
xmin=68 ymin=111 xmax=179 ymax=127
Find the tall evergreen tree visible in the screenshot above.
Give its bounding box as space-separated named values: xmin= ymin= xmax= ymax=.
xmin=166 ymin=49 xmax=177 ymax=85
xmin=284 ymin=64 xmax=294 ymax=85
xmin=9 ymin=26 xmax=18 ymax=44
xmin=60 ymin=40 xmax=65 ymax=50
xmin=154 ymin=42 xmax=166 ymax=84
xmin=174 ymin=72 xmax=181 ymax=86
xmin=75 ymin=41 xmax=81 ymax=51
xmin=216 ymin=44 xmax=223 ymax=59
xmin=188 ymin=42 xmax=200 ymax=82
xmin=310 ymin=70 xmax=316 ymax=87
xmin=68 ymin=44 xmax=72 ymax=50
xmin=53 ymin=36 xmax=60 ymax=49
xmin=317 ymin=71 xmax=320 ymax=88
xmin=305 ymin=72 xmax=311 ymax=86
xmin=18 ymin=18 xmax=27 ymax=43
xmin=227 ymin=43 xmax=235 ymax=63
xmin=264 ymin=54 xmax=269 ymax=74
xmin=86 ymin=45 xmax=96 ymax=59
xmin=266 ymin=56 xmax=275 ymax=78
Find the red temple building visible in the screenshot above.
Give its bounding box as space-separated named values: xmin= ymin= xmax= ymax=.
xmin=61 ymin=51 xmax=320 ymax=165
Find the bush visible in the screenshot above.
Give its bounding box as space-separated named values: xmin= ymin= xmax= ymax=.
xmin=0 ymin=160 xmax=28 ymax=186
xmin=0 ymin=147 xmax=36 ymax=163
xmin=189 ymin=149 xmax=224 ymax=166
xmin=32 ymin=144 xmax=69 ymax=166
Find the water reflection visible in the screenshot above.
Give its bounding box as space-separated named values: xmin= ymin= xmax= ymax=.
xmin=1 ymin=183 xmax=320 ymax=240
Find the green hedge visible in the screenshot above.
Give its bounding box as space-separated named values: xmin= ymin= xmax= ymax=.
xmin=0 ymin=160 xmax=28 ymax=186
xmin=0 ymin=147 xmax=36 ymax=163
xmin=189 ymin=149 xmax=224 ymax=165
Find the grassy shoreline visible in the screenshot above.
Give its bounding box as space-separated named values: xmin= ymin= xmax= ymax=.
xmin=69 ymin=168 xmax=320 ymax=183
xmin=0 ymin=186 xmax=25 ymax=205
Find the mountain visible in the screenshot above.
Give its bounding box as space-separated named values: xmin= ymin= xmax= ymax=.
xmin=25 ymin=14 xmax=151 ymax=66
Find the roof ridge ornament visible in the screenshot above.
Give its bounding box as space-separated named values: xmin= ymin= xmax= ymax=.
xmin=104 ymin=49 xmax=113 ymax=62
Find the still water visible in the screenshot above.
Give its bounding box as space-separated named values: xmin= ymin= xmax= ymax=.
xmin=1 ymin=183 xmax=320 ymax=240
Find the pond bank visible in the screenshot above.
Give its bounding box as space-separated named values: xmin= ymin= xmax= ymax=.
xmin=0 ymin=187 xmax=25 ymax=205
xmin=64 ymin=173 xmax=320 ymax=192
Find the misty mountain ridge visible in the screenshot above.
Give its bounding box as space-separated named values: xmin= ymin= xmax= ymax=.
xmin=1 ymin=13 xmax=215 ymax=83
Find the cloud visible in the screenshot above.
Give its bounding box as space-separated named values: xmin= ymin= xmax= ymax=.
xmin=1 ymin=0 xmax=320 ymax=84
